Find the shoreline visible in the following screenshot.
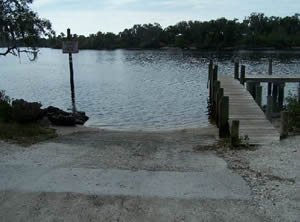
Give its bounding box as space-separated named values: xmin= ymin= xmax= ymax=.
xmin=46 ymin=46 xmax=300 ymax=52
xmin=51 ymin=124 xmax=218 ymax=138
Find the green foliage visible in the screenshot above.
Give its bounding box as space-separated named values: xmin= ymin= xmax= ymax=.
xmin=0 ymin=91 xmax=56 ymax=145
xmin=239 ymin=135 xmax=250 ymax=148
xmin=0 ymin=0 xmax=54 ymax=57
xmin=11 ymin=99 xmax=43 ymax=123
xmin=285 ymin=94 xmax=300 ymax=129
xmin=0 ymin=91 xmax=43 ymax=124
xmin=0 ymin=122 xmax=56 ymax=146
xmin=39 ymin=13 xmax=300 ymax=50
xmin=0 ymin=90 xmax=12 ymax=122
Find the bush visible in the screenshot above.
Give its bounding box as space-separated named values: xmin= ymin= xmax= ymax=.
xmin=285 ymin=94 xmax=300 ymax=129
xmin=0 ymin=90 xmax=12 ymax=122
xmin=12 ymin=99 xmax=44 ymax=123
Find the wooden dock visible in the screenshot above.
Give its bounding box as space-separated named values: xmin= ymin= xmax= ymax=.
xmin=244 ymin=74 xmax=300 ymax=83
xmin=208 ymin=60 xmax=300 ymax=145
xmin=218 ymin=75 xmax=280 ymax=145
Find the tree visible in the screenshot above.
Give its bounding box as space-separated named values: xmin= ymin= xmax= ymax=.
xmin=0 ymin=0 xmax=54 ymax=58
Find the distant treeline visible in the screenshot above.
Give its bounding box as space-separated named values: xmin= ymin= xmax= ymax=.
xmin=39 ymin=13 xmax=300 ymax=50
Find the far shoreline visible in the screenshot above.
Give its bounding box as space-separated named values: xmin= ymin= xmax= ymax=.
xmin=44 ymin=46 xmax=300 ymax=52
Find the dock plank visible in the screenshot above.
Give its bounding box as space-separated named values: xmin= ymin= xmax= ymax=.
xmin=219 ymin=75 xmax=280 ymax=145
xmin=245 ymin=74 xmax=300 ymax=82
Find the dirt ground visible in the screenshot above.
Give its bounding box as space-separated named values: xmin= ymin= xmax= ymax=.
xmin=0 ymin=125 xmax=299 ymax=222
xmin=218 ymin=136 xmax=300 ymax=222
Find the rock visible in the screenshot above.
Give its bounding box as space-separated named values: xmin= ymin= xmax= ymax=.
xmin=74 ymin=111 xmax=89 ymax=125
xmin=45 ymin=106 xmax=89 ymax=126
xmin=46 ymin=106 xmax=76 ymax=126
xmin=12 ymin=99 xmax=44 ymax=123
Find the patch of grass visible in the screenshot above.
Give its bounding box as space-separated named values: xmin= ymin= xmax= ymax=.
xmin=0 ymin=122 xmax=57 ymax=146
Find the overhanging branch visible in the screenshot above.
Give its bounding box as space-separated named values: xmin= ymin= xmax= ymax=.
xmin=0 ymin=46 xmax=17 ymax=56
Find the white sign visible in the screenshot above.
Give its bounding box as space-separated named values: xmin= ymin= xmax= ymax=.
xmin=62 ymin=41 xmax=79 ymax=54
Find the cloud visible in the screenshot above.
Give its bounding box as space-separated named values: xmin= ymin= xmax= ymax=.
xmin=32 ymin=0 xmax=300 ymax=35
xmin=32 ymin=0 xmax=61 ymax=8
xmin=40 ymin=10 xmax=200 ymax=35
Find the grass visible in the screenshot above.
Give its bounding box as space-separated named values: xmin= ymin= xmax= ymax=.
xmin=0 ymin=122 xmax=57 ymax=146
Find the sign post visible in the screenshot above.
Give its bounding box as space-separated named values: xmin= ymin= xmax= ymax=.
xmin=63 ymin=28 xmax=79 ymax=113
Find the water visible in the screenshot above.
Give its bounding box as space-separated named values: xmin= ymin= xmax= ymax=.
xmin=0 ymin=48 xmax=299 ymax=130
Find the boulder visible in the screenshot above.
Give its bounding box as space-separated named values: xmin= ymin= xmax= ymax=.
xmin=74 ymin=111 xmax=89 ymax=125
xmin=45 ymin=106 xmax=89 ymax=126
xmin=46 ymin=106 xmax=76 ymax=126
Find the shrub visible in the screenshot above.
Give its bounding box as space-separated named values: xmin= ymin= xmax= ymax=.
xmin=12 ymin=99 xmax=44 ymax=123
xmin=0 ymin=90 xmax=12 ymax=122
xmin=285 ymin=94 xmax=300 ymax=129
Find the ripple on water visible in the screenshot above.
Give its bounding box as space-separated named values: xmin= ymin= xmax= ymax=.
xmin=0 ymin=48 xmax=300 ymax=130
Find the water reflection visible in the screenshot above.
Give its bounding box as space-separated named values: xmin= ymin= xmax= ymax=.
xmin=0 ymin=48 xmax=299 ymax=130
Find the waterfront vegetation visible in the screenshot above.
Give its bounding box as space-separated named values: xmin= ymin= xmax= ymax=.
xmin=1 ymin=1 xmax=300 ymax=54
xmin=285 ymin=94 xmax=300 ymax=130
xmin=0 ymin=91 xmax=56 ymax=145
xmin=40 ymin=13 xmax=300 ymax=50
xmin=0 ymin=122 xmax=56 ymax=146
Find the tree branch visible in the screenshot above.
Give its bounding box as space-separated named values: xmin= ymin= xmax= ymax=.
xmin=0 ymin=46 xmax=17 ymax=56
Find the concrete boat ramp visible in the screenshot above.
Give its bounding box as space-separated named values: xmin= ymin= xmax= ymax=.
xmin=0 ymin=128 xmax=268 ymax=222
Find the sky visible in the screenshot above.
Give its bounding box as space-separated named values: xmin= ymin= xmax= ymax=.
xmin=32 ymin=0 xmax=300 ymax=36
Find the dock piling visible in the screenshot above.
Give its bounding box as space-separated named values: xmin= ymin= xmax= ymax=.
xmin=213 ymin=81 xmax=220 ymax=118
xmin=240 ymin=65 xmax=245 ymax=85
xmin=216 ymin=88 xmax=224 ymax=127
xmin=278 ymin=83 xmax=285 ymax=111
xmin=266 ymin=96 xmax=273 ymax=121
xmin=246 ymin=82 xmax=257 ymax=98
xmin=268 ymin=58 xmax=272 ymax=96
xmin=255 ymin=85 xmax=262 ymax=108
xmin=280 ymin=111 xmax=289 ymax=139
xmin=272 ymin=84 xmax=279 ymax=112
xmin=234 ymin=62 xmax=239 ymax=80
xmin=231 ymin=120 xmax=240 ymax=147
xmin=219 ymin=96 xmax=229 ymax=138
xmin=298 ymin=83 xmax=300 ymax=103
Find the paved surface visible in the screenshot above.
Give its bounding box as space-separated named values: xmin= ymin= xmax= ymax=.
xmin=0 ymin=166 xmax=250 ymax=200
xmin=0 ymin=127 xmax=269 ymax=222
xmin=0 ymin=128 xmax=250 ymax=200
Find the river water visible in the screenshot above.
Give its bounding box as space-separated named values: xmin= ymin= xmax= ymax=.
xmin=0 ymin=48 xmax=299 ymax=130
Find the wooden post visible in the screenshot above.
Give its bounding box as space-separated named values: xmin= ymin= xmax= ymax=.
xmin=255 ymin=85 xmax=262 ymax=108
xmin=234 ymin=62 xmax=239 ymax=79
xmin=214 ymin=81 xmax=220 ymax=104
xmin=268 ymin=58 xmax=272 ymax=96
xmin=278 ymin=83 xmax=285 ymax=111
xmin=208 ymin=60 xmax=213 ymax=80
xmin=219 ymin=96 xmax=229 ymax=138
xmin=272 ymin=84 xmax=279 ymax=113
xmin=280 ymin=111 xmax=289 ymax=139
xmin=211 ymin=65 xmax=218 ymax=104
xmin=209 ymin=68 xmax=213 ymax=103
xmin=298 ymin=83 xmax=300 ymax=104
xmin=208 ymin=61 xmax=213 ymax=102
xmin=231 ymin=120 xmax=240 ymax=147
xmin=208 ymin=60 xmax=213 ymax=89
xmin=268 ymin=58 xmax=273 ymax=75
xmin=266 ymin=96 xmax=273 ymax=121
xmin=213 ymin=81 xmax=220 ymax=119
xmin=213 ymin=65 xmax=218 ymax=82
xmin=246 ymin=82 xmax=256 ymax=98
xmin=240 ymin=65 xmax=245 ymax=85
xmin=216 ymin=88 xmax=224 ymax=127
xmin=67 ymin=28 xmax=76 ymax=113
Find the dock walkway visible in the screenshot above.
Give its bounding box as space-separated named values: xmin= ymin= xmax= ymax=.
xmin=218 ymin=75 xmax=280 ymax=145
